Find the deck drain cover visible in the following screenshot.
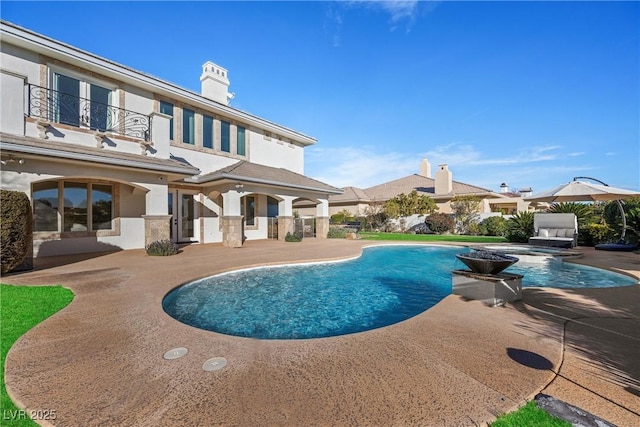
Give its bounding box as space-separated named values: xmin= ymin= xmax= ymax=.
xmin=163 ymin=347 xmax=188 ymax=360
xmin=202 ymin=357 xmax=227 ymax=371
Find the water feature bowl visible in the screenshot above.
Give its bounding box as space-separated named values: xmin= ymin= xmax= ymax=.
xmin=455 ymin=251 xmax=519 ymax=275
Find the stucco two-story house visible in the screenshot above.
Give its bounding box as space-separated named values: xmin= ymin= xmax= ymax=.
xmin=0 ymin=21 xmax=341 ymax=257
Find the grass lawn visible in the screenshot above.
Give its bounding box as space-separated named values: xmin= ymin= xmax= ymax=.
xmin=1 ymin=284 xmax=74 ymax=426
xmin=491 ymin=401 xmax=571 ymax=426
xmin=360 ymin=231 xmax=508 ymax=243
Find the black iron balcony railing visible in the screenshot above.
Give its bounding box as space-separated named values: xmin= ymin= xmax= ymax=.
xmin=27 ymin=84 xmax=151 ymax=142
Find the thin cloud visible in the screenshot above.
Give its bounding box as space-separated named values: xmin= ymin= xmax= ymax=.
xmin=327 ymin=0 xmax=432 ymax=40
xmin=307 ymin=146 xmax=420 ymax=188
xmin=423 ymin=143 xmax=564 ymax=167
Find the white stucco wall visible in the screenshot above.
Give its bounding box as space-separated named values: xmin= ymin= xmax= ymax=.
xmin=0 ymin=42 xmax=40 ymax=86
xmin=249 ymin=130 xmax=305 ymax=174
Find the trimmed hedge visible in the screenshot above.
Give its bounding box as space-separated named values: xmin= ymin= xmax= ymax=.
xmin=1 ymin=190 xmax=33 ymax=274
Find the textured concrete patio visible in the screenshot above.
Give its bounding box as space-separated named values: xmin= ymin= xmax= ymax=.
xmin=3 ymin=240 xmax=639 ymax=426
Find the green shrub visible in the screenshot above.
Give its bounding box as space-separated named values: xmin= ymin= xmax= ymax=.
xmin=603 ymin=197 xmax=640 ymax=243
xmin=330 ymin=209 xmax=355 ymax=224
xmin=327 ymin=226 xmax=358 ymax=238
xmin=478 ymin=216 xmax=507 ymax=236
xmin=425 ymin=213 xmax=454 ymax=234
xmin=505 ymin=211 xmax=534 ymax=243
xmin=145 ymin=239 xmax=179 ymax=256
xmin=1 ymin=190 xmax=33 ymax=274
xmin=285 ymin=231 xmax=302 ymax=242
xmin=580 ymin=223 xmax=615 ymax=246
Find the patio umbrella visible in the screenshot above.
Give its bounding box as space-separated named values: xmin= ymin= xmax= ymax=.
xmin=525 ymin=177 xmax=640 ymax=243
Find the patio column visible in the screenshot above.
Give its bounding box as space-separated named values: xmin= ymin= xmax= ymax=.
xmin=316 ymin=199 xmax=330 ymax=238
xmin=142 ymin=183 xmax=170 ymax=246
xmin=222 ymin=190 xmax=244 ymax=247
xmin=277 ymin=196 xmax=296 ymax=241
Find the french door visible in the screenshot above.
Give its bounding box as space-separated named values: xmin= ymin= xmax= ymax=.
xmin=52 ymin=73 xmax=111 ymax=131
xmin=168 ymin=190 xmax=197 ymax=243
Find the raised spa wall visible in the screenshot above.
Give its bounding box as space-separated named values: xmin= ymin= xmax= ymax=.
xmin=451 ymin=270 xmax=523 ymax=306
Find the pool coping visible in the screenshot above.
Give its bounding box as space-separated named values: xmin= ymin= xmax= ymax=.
xmin=3 ymin=240 xmax=639 ymax=426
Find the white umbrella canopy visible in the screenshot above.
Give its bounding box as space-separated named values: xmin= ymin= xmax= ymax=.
xmin=524 ymin=180 xmax=640 ymax=203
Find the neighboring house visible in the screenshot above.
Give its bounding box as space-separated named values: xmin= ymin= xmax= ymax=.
xmin=306 ymin=159 xmax=534 ymax=218
xmin=0 ymin=21 xmax=342 ymax=257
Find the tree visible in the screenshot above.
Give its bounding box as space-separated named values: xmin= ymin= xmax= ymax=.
xmin=362 ymin=202 xmax=388 ymax=231
xmin=450 ymin=195 xmax=482 ymax=234
xmin=383 ymin=190 xmax=438 ymax=218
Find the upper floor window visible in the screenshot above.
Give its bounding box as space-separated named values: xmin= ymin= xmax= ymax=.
xmin=182 ymin=108 xmax=195 ymax=144
xmin=203 ymin=114 xmax=214 ymax=149
xmin=237 ymin=125 xmax=246 ymax=156
xmin=52 ymin=73 xmax=112 ymax=131
xmin=159 ymin=101 xmax=174 ymax=140
xmin=221 ymin=120 xmax=230 ymax=153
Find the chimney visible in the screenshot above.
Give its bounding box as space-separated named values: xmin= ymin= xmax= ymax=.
xmin=419 ymin=158 xmax=431 ymax=178
xmin=500 ymin=183 xmax=509 ymax=194
xmin=435 ymin=164 xmax=453 ymax=194
xmin=520 ymin=187 xmax=533 ymax=197
xmin=200 ymin=61 xmax=233 ymax=105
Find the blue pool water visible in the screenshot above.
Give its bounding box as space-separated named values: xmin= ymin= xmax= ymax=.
xmin=163 ymin=245 xmax=637 ymax=340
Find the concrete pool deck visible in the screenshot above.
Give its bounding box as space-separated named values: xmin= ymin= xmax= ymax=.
xmin=2 ymin=240 xmax=639 ymax=426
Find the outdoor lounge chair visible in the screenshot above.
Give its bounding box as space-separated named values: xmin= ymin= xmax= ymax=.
xmin=528 ymin=213 xmax=578 ymax=248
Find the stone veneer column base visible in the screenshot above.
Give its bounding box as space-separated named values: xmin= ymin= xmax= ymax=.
xmin=222 ymin=216 xmax=244 ymax=248
xmin=315 ymin=217 xmax=330 ymax=238
xmin=277 ymin=216 xmax=294 ymax=241
xmin=142 ymin=215 xmax=172 ymax=247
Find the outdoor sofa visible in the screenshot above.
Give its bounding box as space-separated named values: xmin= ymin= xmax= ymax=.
xmin=528 ymin=213 xmax=578 ymax=248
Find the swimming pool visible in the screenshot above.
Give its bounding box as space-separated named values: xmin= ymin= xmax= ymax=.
xmin=163 ymin=245 xmax=637 ymax=340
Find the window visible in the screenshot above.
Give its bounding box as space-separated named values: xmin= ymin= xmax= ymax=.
xmin=52 ymin=72 xmax=112 ymax=131
xmin=182 ymin=108 xmax=195 ymax=144
xmin=63 ymin=182 xmax=88 ymax=232
xmin=159 ymin=101 xmax=174 ymax=139
xmin=241 ymin=195 xmax=256 ymax=226
xmin=33 ymin=181 xmax=59 ymax=231
xmin=92 ymin=184 xmax=113 ymax=230
xmin=237 ymin=125 xmax=246 ymax=156
xmin=221 ymin=120 xmax=230 ymax=153
xmin=203 ymin=114 xmax=214 ymax=149
xmin=32 ymin=181 xmax=113 ymax=233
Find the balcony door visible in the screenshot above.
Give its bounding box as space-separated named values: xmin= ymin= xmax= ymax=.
xmin=52 ymin=73 xmax=112 ymax=131
xmin=168 ymin=190 xmax=197 ymax=243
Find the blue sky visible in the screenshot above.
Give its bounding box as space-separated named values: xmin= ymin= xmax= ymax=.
xmin=2 ymin=1 xmax=638 ymax=193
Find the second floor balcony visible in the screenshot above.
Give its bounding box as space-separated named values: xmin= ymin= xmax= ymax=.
xmin=27 ymin=84 xmax=152 ymax=142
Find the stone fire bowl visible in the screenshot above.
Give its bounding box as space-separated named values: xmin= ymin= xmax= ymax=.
xmin=455 ymin=251 xmax=519 ymax=275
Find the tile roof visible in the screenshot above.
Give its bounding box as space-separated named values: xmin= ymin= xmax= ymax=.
xmin=329 ymin=174 xmax=496 ymax=203
xmin=194 ymin=161 xmax=343 ymax=194
xmin=330 ymin=186 xmax=371 ymax=203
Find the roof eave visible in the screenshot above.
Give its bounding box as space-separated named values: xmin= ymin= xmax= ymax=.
xmin=0 ymin=141 xmax=200 ymax=176
xmin=186 ymin=172 xmax=343 ymax=195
